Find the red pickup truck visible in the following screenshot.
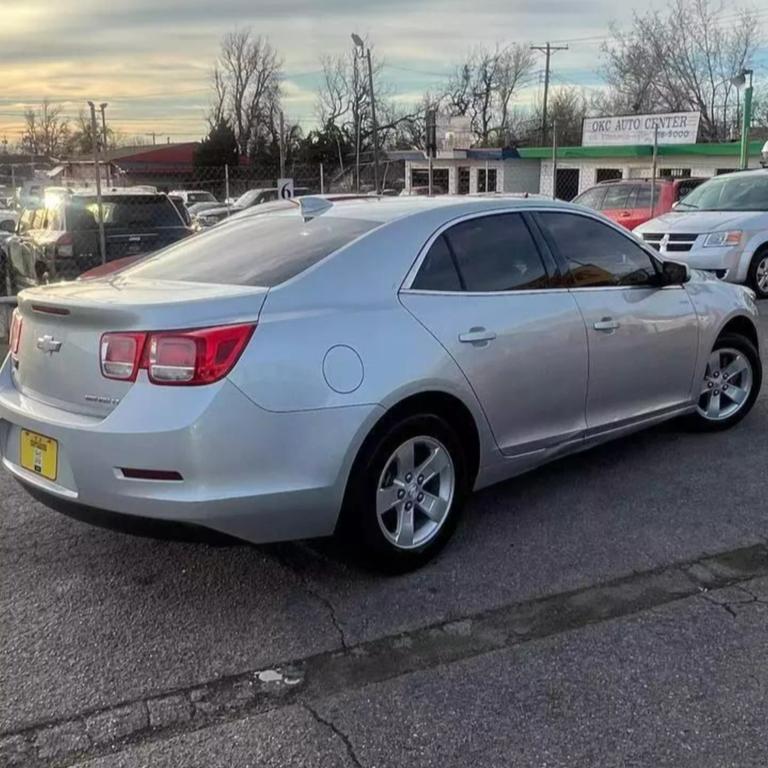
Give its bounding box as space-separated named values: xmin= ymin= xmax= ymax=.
xmin=573 ymin=178 xmax=706 ymax=230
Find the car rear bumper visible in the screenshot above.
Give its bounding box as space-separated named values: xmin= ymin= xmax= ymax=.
xmin=0 ymin=358 xmax=382 ymax=543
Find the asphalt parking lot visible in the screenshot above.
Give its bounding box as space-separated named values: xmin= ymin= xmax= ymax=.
xmin=1 ymin=302 xmax=767 ymax=768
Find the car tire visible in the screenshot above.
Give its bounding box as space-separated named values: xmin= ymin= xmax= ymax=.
xmin=338 ymin=414 xmax=470 ymax=573
xmin=684 ymin=333 xmax=762 ymax=432
xmin=747 ymin=247 xmax=768 ymax=299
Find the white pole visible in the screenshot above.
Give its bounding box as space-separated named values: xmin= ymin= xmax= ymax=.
xmin=320 ymin=162 xmax=324 ymax=194
xmin=650 ymin=126 xmax=659 ymax=216
xmin=88 ymin=101 xmax=107 ymax=265
xmin=224 ymin=164 xmax=230 ymax=204
xmin=551 ymin=120 xmax=558 ymax=200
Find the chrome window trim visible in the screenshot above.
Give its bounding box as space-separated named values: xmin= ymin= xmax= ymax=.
xmin=401 ymin=206 xmax=665 ymax=295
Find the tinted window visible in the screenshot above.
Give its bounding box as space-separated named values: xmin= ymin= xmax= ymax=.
xmin=412 ymin=235 xmax=462 ymax=291
xmin=444 ymin=213 xmax=548 ymax=292
xmin=601 ymin=184 xmax=631 ymax=209
xmin=573 ymin=187 xmax=606 ymax=210
xmin=633 ymin=184 xmax=654 ymax=208
xmin=125 ymin=214 xmax=378 ymax=287
xmin=67 ymin=196 xmax=182 ymax=228
xmin=677 ymin=174 xmax=768 ymax=212
xmin=539 ymin=212 xmax=657 ymax=288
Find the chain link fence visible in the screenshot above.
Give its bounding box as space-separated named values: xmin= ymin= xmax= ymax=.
xmin=0 ymin=160 xmax=402 ymax=295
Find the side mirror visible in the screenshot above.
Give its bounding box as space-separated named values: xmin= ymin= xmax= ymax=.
xmin=660 ymin=260 xmax=689 ymax=286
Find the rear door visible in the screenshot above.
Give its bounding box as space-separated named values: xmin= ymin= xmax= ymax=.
xmin=400 ymin=211 xmax=588 ymax=457
xmin=535 ymin=210 xmax=699 ymax=433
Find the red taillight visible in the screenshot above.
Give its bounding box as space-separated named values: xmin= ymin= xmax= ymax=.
xmin=100 ymin=332 xmax=147 ymax=381
xmin=55 ymin=232 xmax=74 ymax=258
xmin=99 ymin=324 xmax=255 ymax=386
xmin=9 ymin=309 xmax=22 ymax=360
xmin=147 ymin=324 xmax=255 ymax=385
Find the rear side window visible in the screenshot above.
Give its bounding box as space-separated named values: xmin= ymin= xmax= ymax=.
xmin=124 ymin=214 xmax=378 ymax=287
xmin=573 ymin=187 xmax=606 ymax=210
xmin=413 ymin=213 xmax=548 ymax=292
xmin=67 ymin=196 xmax=182 ymax=229
xmin=412 ymin=235 xmax=462 ymax=291
xmin=633 ymin=185 xmax=654 ymax=208
xmin=601 ymin=184 xmax=631 ymax=210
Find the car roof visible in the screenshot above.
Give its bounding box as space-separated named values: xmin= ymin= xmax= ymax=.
xmin=272 ymin=194 xmax=582 ymax=225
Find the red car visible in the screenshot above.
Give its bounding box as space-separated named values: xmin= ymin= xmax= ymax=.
xmin=573 ymin=178 xmax=707 ymax=230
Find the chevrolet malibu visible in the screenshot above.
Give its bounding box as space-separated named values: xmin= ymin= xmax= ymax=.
xmin=0 ymin=197 xmax=763 ymax=570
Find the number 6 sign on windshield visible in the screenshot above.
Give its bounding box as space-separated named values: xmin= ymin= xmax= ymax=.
xmin=278 ymin=178 xmax=295 ymax=200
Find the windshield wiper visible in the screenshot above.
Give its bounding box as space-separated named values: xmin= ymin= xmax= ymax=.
xmin=675 ymin=201 xmax=698 ymax=210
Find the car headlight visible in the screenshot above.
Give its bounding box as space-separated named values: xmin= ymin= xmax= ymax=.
xmin=703 ymin=230 xmax=742 ymax=247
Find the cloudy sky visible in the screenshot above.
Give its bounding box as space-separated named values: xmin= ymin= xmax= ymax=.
xmin=0 ymin=0 xmax=764 ymax=147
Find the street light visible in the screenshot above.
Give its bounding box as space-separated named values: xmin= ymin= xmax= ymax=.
xmin=730 ymin=69 xmax=753 ymax=170
xmin=350 ymin=33 xmax=379 ymax=193
xmin=99 ymin=102 xmax=110 ymax=186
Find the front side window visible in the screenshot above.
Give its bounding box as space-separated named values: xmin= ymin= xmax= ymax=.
xmin=413 ymin=213 xmax=548 ymax=292
xmin=538 ymin=212 xmax=658 ymax=288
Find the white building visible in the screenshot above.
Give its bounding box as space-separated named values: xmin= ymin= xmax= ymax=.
xmin=403 ymin=141 xmax=766 ymax=199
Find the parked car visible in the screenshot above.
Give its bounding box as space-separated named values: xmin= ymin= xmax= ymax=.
xmin=0 ymin=207 xmax=18 ymax=234
xmin=3 ymin=190 xmax=191 ymax=291
xmin=192 ymin=187 xmax=309 ymax=229
xmin=187 ymin=201 xmax=223 ymax=217
xmin=0 ymin=197 xmax=761 ymax=570
xmin=573 ymin=177 xmax=706 ymax=230
xmin=634 ymin=169 xmax=768 ymax=298
xmin=169 ymin=190 xmax=218 ymax=206
xmin=401 ymin=185 xmax=447 ymax=196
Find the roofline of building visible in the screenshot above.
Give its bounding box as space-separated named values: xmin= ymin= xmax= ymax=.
xmin=517 ymin=140 xmax=765 ymax=159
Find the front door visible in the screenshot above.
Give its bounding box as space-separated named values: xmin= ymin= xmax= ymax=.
xmin=535 ymin=210 xmax=699 ymax=432
xmin=401 ymin=211 xmax=588 ymax=456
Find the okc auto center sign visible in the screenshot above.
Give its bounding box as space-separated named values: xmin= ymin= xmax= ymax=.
xmin=582 ymin=111 xmax=701 ymax=146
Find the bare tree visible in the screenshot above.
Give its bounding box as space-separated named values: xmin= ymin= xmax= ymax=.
xmin=209 ymin=29 xmax=283 ymax=156
xmin=445 ymin=44 xmax=535 ymax=145
xmin=601 ymin=0 xmax=762 ymax=140
xmin=20 ymin=99 xmax=70 ymax=156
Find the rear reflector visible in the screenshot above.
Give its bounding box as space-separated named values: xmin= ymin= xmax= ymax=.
xmin=9 ymin=309 xmax=22 ymax=360
xmin=99 ymin=323 xmax=255 ymax=386
xmin=120 ymin=468 xmax=183 ymax=481
xmin=100 ymin=332 xmax=147 ymax=381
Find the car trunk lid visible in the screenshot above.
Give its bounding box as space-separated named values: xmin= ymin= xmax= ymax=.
xmin=13 ymin=278 xmax=268 ymax=417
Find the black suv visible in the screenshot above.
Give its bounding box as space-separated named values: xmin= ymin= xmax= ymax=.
xmin=3 ymin=191 xmax=191 ymax=291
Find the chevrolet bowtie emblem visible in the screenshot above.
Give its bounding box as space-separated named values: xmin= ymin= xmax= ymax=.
xmin=36 ymin=335 xmax=62 ymax=354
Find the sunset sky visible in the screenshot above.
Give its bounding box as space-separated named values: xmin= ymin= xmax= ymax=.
xmin=1 ymin=0 xmax=766 ymax=147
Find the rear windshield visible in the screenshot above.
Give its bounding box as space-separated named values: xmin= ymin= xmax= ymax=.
xmin=66 ymin=196 xmax=182 ymax=229
xmin=123 ymin=214 xmax=379 ymax=287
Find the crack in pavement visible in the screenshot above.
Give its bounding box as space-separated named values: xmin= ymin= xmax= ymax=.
xmin=3 ymin=542 xmax=768 ymax=767
xmin=303 ymin=703 xmax=364 ymax=768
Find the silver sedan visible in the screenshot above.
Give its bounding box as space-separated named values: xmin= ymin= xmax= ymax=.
xmin=0 ymin=196 xmax=763 ymax=570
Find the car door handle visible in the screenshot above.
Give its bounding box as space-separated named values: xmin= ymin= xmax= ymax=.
xmin=458 ymin=327 xmax=497 ymax=345
xmin=593 ymin=318 xmax=620 ymax=332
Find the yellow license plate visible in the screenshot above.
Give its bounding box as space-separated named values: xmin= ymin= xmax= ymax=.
xmin=20 ymin=430 xmax=58 ymax=481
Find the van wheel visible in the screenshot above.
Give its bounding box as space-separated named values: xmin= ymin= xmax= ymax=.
xmin=748 ymin=248 xmax=768 ymax=299
xmin=685 ymin=333 xmax=761 ymax=432
xmin=339 ymin=414 xmax=469 ymax=572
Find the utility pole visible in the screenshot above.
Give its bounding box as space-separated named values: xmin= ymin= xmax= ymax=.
xmin=99 ymin=103 xmax=110 ymax=187
xmin=351 ymin=33 xmax=380 ymax=193
xmin=531 ymin=42 xmax=568 ymax=145
xmin=87 ymin=101 xmax=107 ymax=265
xmin=278 ymin=109 xmax=286 ymax=179
xmin=738 ymin=70 xmax=754 ymax=170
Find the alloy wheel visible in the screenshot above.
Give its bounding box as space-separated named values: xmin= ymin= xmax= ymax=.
xmin=756 ymin=254 xmax=768 ymax=294
xmin=697 ymin=347 xmax=754 ymax=421
xmin=376 ymin=435 xmax=455 ymax=550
